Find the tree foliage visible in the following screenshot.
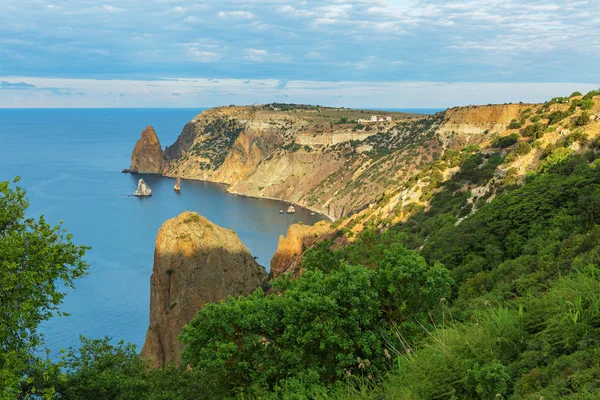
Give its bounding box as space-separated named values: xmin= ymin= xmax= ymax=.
xmin=179 ymin=236 xmax=452 ymax=395
xmin=0 ymin=178 xmax=88 ymax=397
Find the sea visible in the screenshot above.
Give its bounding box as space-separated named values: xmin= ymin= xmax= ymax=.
xmin=0 ymin=107 xmax=440 ymax=355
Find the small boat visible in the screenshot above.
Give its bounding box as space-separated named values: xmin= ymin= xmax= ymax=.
xmin=287 ymin=205 xmax=296 ymax=214
xmin=310 ymin=212 xmax=316 ymax=216
xmin=279 ymin=210 xmax=284 ymax=214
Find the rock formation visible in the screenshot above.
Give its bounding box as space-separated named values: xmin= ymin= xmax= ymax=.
xmin=270 ymin=220 xmax=331 ymax=279
xmin=130 ymin=126 xmax=165 ymax=174
xmin=141 ymin=211 xmax=268 ymax=368
xmin=173 ymin=177 xmax=181 ymax=192
xmin=129 ymin=99 xmax=600 ymax=224
xmin=133 ymin=178 xmax=152 ymax=196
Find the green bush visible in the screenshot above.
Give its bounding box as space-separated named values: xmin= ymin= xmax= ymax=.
xmin=179 ymin=234 xmax=452 ymax=394
xmin=575 ymin=111 xmax=591 ymax=126
xmin=492 ymin=134 xmax=519 ymax=148
xmin=547 ymin=110 xmax=573 ymax=125
xmin=520 ymin=122 xmax=545 ymax=139
xmin=508 ymin=119 xmax=522 ymax=129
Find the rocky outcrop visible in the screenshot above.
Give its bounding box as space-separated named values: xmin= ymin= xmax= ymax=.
xmin=141 ymin=211 xmax=268 ymax=368
xmin=270 ymin=220 xmax=332 ymax=279
xmin=133 ymin=178 xmax=152 ymax=196
xmin=174 ymin=177 xmax=181 ymax=192
xmin=130 ymin=126 xmax=166 ymax=174
xmin=131 ymin=101 xmax=600 ymax=221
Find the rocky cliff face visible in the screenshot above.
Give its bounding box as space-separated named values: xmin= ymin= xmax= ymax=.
xmin=140 ymin=211 xmax=268 ymax=368
xmin=129 ymin=99 xmax=600 ymax=223
xmin=130 ymin=126 xmax=166 ymax=174
xmin=270 ymin=220 xmax=332 ymax=278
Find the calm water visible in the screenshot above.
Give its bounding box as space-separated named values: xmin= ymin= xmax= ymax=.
xmin=0 ymin=108 xmax=326 ymax=354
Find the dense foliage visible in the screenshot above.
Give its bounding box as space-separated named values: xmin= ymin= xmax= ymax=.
xmin=362 ymin=153 xmax=600 ymax=399
xmin=0 ymin=178 xmax=88 ymax=398
xmin=179 ymin=236 xmax=452 ymax=395
xmin=2 ymin=91 xmax=600 ymax=398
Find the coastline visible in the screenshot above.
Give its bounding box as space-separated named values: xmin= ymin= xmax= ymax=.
xmin=136 ymin=172 xmax=336 ymax=221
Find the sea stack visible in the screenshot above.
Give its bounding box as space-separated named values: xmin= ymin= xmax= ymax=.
xmin=129 ymin=126 xmax=166 ymax=174
xmin=133 ymin=178 xmax=152 ymax=196
xmin=174 ymin=177 xmax=181 ymax=192
xmin=141 ymin=212 xmax=268 ymax=368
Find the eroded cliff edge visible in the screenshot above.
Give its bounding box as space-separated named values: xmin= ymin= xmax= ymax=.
xmin=140 ymin=211 xmax=268 ymax=368
xmin=127 ymin=104 xmax=533 ymax=220
xmin=129 ymin=99 xmax=600 ymax=277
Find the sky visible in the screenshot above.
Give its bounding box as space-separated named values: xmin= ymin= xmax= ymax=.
xmin=1 ymin=0 xmax=599 ymax=108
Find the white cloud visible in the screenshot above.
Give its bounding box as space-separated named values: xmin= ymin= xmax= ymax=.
xmin=244 ymin=48 xmax=267 ymax=62
xmin=1 ymin=76 xmax=598 ymax=109
xmin=0 ymin=0 xmax=598 ymax=84
xmin=217 ymin=11 xmax=255 ymax=19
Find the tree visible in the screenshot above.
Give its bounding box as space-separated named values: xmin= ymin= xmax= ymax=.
xmin=180 ymin=237 xmax=452 ymax=395
xmin=0 ymin=177 xmax=89 ymax=397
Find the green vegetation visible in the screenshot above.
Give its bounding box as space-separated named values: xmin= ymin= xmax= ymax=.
xmin=180 ymin=235 xmax=451 ymax=395
xmin=1 ymin=177 xmax=89 ymax=398
xmin=575 ymin=111 xmax=591 ymax=126
xmin=190 ymin=117 xmax=245 ymax=169
xmin=508 ymin=119 xmax=522 ymax=129
xmin=492 ymin=133 xmax=519 ymax=148
xmin=182 ymin=213 xmax=200 ymax=223
xmin=547 ymin=109 xmax=573 ymax=125
xmin=3 ymin=93 xmax=600 ymax=399
xmin=520 ymin=122 xmax=545 ymax=139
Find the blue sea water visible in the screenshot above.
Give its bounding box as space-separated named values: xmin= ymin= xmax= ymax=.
xmin=0 ymin=108 xmax=328 ymax=355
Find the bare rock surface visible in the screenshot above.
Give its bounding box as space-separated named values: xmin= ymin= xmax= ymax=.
xmin=133 ymin=178 xmax=152 ymax=196
xmin=270 ymin=220 xmax=331 ymax=279
xmin=130 ymin=126 xmax=166 ymax=174
xmin=141 ymin=211 xmax=268 ymax=368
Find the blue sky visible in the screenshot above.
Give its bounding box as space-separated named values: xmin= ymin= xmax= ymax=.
xmin=1 ymin=0 xmax=599 ymax=108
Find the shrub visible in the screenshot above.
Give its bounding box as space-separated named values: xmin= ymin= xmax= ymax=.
xmin=462 ymin=144 xmax=481 ymax=153
xmin=575 ymin=111 xmax=591 ymax=126
xmin=492 ymin=133 xmax=519 ymax=148
xmin=582 ymin=89 xmax=599 ymax=100
xmin=547 ymin=110 xmax=573 ymax=125
xmin=581 ymin=99 xmax=595 ymax=110
xmin=508 ymin=119 xmax=522 ymax=129
xmin=514 ymin=141 xmax=532 ymax=156
xmin=180 ymin=238 xmax=452 ymax=393
xmin=183 ymin=213 xmax=200 ymax=223
xmin=520 ymin=122 xmax=545 ymax=139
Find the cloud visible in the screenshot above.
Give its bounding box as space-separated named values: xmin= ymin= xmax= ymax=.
xmin=244 ymin=48 xmax=267 ymax=62
xmin=276 ymin=80 xmax=288 ymax=90
xmin=0 ymin=80 xmax=36 ymax=89
xmin=217 ymin=11 xmax=254 ymax=19
xmin=1 ymin=76 xmax=598 ymax=109
xmin=0 ymin=80 xmax=82 ymax=96
xmin=0 ymin=0 xmax=598 ymax=85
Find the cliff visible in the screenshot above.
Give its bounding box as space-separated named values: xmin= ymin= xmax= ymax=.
xmin=270 ymin=220 xmax=332 ymax=278
xmin=140 ymin=211 xmax=268 ymax=368
xmin=130 ymin=126 xmax=166 ymax=174
xmin=128 ymin=96 xmax=600 ymax=279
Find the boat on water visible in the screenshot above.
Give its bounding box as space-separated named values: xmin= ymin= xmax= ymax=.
xmin=287 ymin=205 xmax=296 ymax=214
xmin=279 ymin=210 xmax=284 ymax=214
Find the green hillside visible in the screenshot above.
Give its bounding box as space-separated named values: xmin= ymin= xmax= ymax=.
xmin=3 ymin=92 xmax=600 ymax=399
